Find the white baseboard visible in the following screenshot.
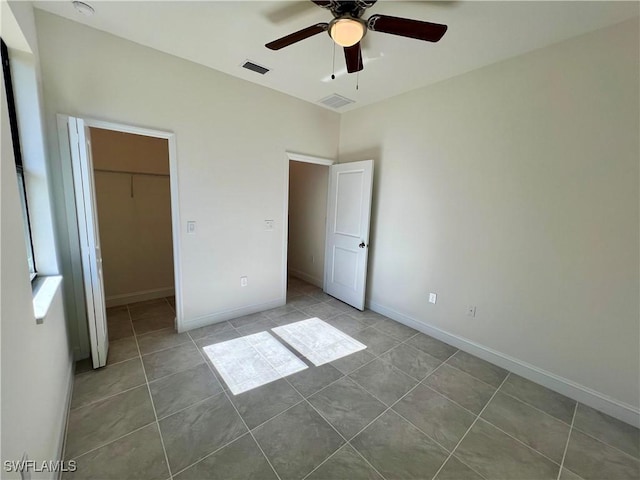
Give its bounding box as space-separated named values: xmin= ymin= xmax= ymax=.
xmin=56 ymin=359 xmax=75 ymax=478
xmin=288 ymin=268 xmax=323 ymax=288
xmin=367 ymin=299 xmax=640 ymax=428
xmin=179 ymin=297 xmax=285 ymax=332
xmin=106 ymin=287 xmax=175 ymax=308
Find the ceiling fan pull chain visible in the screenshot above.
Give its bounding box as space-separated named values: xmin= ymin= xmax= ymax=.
xmin=331 ymin=42 xmax=336 ymax=80
xmin=356 ymin=46 xmax=361 ymax=90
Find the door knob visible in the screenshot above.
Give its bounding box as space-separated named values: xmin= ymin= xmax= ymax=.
xmin=359 ymin=242 xmax=366 ymax=248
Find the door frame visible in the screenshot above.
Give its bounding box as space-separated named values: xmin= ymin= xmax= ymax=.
xmin=58 ymin=115 xmax=184 ymax=341
xmin=282 ymin=152 xmax=335 ymax=298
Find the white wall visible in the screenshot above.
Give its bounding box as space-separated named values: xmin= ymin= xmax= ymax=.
xmin=339 ymin=19 xmax=639 ymax=414
xmin=34 ymin=11 xmax=340 ymax=341
xmin=288 ymin=161 xmax=329 ymax=286
xmin=1 ymin=4 xmax=73 ymax=476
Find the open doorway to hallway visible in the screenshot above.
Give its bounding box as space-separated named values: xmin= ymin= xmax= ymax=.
xmin=287 ymin=160 xmax=329 ymax=288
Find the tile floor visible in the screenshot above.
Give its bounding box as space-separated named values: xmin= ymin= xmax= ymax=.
xmin=65 ymin=279 xmax=640 ymax=480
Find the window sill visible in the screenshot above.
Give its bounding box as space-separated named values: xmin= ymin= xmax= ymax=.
xmin=32 ymin=275 xmax=62 ymax=324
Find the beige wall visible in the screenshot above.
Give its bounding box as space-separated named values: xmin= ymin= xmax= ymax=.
xmin=91 ymin=128 xmax=169 ymax=175
xmin=35 ymin=10 xmax=340 ymax=350
xmin=339 ymin=19 xmax=639 ymax=412
xmin=91 ymin=129 xmax=174 ymax=305
xmin=288 ymin=161 xmax=329 ymax=286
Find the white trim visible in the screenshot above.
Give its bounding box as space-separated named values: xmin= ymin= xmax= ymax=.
xmin=288 ymin=268 xmax=323 ymax=288
xmin=367 ymin=299 xmax=640 ymax=428
xmin=56 ymin=114 xmax=91 ymax=360
xmin=79 ymin=117 xmax=183 ymax=332
xmin=282 ymin=152 xmax=335 ymax=297
xmin=105 ymin=287 xmax=175 ymax=308
xmin=33 ymin=275 xmax=63 ymax=323
xmin=56 ymin=360 xmax=75 ymax=475
xmin=181 ymin=298 xmax=285 ymax=332
xmin=286 ymin=151 xmax=335 ymax=166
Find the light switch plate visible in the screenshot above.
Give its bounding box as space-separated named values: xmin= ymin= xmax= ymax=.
xmin=187 ymin=221 xmax=196 ymax=234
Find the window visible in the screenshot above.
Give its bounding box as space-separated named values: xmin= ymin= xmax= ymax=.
xmin=2 ymin=39 xmax=36 ymax=279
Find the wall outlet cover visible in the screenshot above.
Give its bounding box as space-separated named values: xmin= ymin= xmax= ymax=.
xmin=429 ymin=293 xmax=437 ymax=304
xmin=240 ymin=276 xmax=248 ymax=287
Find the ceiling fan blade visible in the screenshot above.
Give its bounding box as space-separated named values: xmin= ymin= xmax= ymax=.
xmin=265 ymin=23 xmax=329 ymax=50
xmin=264 ymin=2 xmax=318 ymax=25
xmin=344 ymin=43 xmax=363 ymax=73
xmin=311 ymin=0 xmax=332 ymax=8
xmin=367 ymin=14 xmax=448 ymax=42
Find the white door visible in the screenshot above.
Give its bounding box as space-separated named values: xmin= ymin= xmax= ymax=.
xmin=324 ymin=160 xmax=374 ymax=310
xmin=68 ymin=117 xmax=109 ymax=368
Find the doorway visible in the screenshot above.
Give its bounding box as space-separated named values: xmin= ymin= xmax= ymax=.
xmin=89 ymin=127 xmax=177 ymax=342
xmin=283 ymin=152 xmax=375 ymax=311
xmin=61 ymin=115 xmax=182 ymax=368
xmin=287 ymin=158 xmax=330 ymax=289
xmin=90 ymin=128 xmax=174 ymax=308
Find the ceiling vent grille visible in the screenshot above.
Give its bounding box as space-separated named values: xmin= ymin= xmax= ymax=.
xmin=242 ymin=60 xmax=270 ymax=75
xmin=318 ymin=94 xmax=355 ymax=109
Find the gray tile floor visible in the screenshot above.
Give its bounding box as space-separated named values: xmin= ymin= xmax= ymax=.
xmin=65 ymin=279 xmax=640 ymax=480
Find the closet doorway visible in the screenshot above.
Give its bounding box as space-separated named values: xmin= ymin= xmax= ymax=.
xmin=61 ymin=114 xmax=181 ymax=367
xmin=90 ymin=128 xmax=175 ymax=309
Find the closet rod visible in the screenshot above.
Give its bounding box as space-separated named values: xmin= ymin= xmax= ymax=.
xmin=94 ymin=168 xmax=169 ymax=177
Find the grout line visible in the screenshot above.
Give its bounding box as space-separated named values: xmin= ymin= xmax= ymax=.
xmin=474 ymin=417 xmax=564 ymax=467
xmin=418 ymin=379 xmax=487 ymax=418
xmin=168 ymin=431 xmax=252 ymax=478
xmin=138 ymin=338 xmax=195 ymax=358
xmin=64 ymin=420 xmax=158 ymax=461
xmin=494 ymin=389 xmax=575 ymax=427
xmin=293 ymin=387 xmax=387 ymax=480
xmin=130 ymin=306 xmax=174 ymax=480
xmin=438 ymin=361 xmax=505 ymax=390
xmin=300 ymin=444 xmax=350 ymax=480
xmin=188 ymin=332 xmax=283 ymax=480
xmin=568 ymin=423 xmax=640 ymax=462
xmin=430 ymin=373 xmax=512 ymax=480
xmin=346 ymin=442 xmax=389 ymax=480
xmin=557 ymin=402 xmax=579 ymax=480
xmin=69 ymin=380 xmax=148 ymax=412
xmin=72 ymin=354 xmax=141 ymax=379
xmin=154 ymin=391 xmax=223 ymax=422
xmin=304 ymin=350 xmax=463 ymax=479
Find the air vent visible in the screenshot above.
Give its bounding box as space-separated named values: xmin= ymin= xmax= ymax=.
xmin=318 ymin=94 xmax=355 ymax=109
xmin=242 ymin=60 xmax=270 ymax=75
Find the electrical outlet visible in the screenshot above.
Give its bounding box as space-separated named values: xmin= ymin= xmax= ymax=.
xmin=240 ymin=276 xmax=248 ymax=287
xmin=429 ymin=293 xmax=437 ymax=304
xmin=187 ymin=221 xmax=196 ymax=234
xmin=264 ymin=220 xmax=274 ymax=231
xmin=466 ymin=306 xmax=476 ymax=317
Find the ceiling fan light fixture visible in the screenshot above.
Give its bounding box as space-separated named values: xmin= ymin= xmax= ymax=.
xmin=329 ymin=17 xmax=365 ymax=47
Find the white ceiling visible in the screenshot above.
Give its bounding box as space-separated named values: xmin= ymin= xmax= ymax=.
xmin=33 ymin=1 xmax=639 ymax=112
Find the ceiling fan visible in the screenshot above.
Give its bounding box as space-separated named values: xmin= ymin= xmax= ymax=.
xmin=265 ymin=0 xmax=448 ymax=74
